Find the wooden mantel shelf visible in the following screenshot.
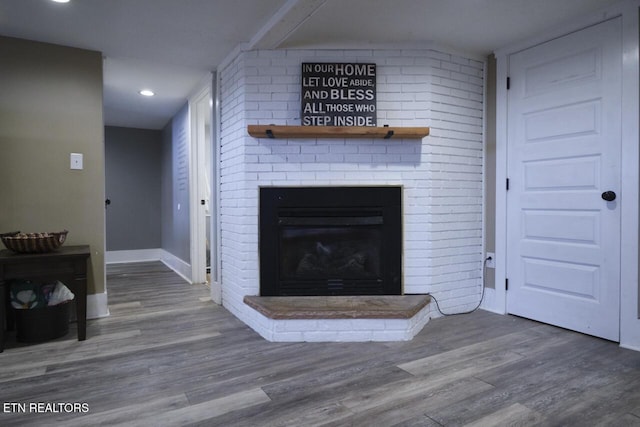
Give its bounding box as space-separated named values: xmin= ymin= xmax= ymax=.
xmin=247 ymin=125 xmax=429 ymax=140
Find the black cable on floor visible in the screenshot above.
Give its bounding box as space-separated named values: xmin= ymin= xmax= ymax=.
xmin=418 ymin=256 xmax=491 ymax=317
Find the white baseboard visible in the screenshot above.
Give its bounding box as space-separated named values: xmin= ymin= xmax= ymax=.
xmin=87 ymin=292 xmax=110 ymax=319
xmin=106 ymin=248 xmax=192 ymax=284
xmin=619 ymin=342 xmax=640 ymax=352
xmin=160 ymin=250 xmax=193 ymax=284
xmin=106 ymin=249 xmax=164 ymax=264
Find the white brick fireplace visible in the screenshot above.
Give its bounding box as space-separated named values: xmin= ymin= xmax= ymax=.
xmin=218 ymin=47 xmax=484 ymax=341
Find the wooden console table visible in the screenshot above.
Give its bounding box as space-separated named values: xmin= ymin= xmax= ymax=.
xmin=0 ymin=245 xmax=90 ymax=352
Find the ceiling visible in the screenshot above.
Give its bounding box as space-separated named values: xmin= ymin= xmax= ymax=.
xmin=0 ymin=0 xmax=619 ymax=130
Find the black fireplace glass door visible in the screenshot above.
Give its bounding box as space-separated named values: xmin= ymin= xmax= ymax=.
xmin=259 ymin=186 xmax=402 ymax=296
xmin=280 ymin=226 xmax=382 ymax=281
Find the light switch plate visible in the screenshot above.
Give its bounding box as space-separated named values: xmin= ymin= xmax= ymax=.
xmin=70 ymin=153 xmax=83 ymax=170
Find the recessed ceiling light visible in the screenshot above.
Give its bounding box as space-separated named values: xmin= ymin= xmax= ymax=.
xmin=51 ymin=0 xmax=70 ymax=3
xmin=139 ymin=89 xmax=155 ymax=97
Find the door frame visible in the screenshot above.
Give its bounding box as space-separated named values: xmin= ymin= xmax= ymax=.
xmin=189 ymin=76 xmax=213 ymax=286
xmin=491 ymin=0 xmax=640 ymax=350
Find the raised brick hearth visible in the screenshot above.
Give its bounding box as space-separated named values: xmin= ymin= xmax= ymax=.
xmin=243 ymin=295 xmax=431 ymax=342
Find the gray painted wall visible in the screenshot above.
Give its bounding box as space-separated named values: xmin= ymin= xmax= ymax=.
xmin=484 ymin=54 xmax=497 ymax=288
xmin=105 ymin=126 xmax=162 ymax=251
xmin=161 ymin=104 xmax=191 ymax=262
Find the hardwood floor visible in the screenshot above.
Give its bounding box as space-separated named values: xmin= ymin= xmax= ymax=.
xmin=1 ymin=261 xmax=639 ymax=426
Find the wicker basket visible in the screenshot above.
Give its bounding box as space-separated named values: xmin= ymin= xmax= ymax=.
xmin=0 ymin=230 xmax=68 ymax=253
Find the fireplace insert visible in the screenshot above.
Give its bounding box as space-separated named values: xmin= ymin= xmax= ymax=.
xmin=259 ymin=187 xmax=401 ymax=296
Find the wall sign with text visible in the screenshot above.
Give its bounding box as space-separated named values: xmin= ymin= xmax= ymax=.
xmin=301 ymin=62 xmax=376 ymax=126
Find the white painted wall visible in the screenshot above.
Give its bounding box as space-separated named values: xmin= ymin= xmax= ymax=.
xmin=218 ymin=48 xmax=485 ymax=338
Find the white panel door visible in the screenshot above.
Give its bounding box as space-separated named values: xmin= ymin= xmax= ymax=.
xmin=506 ymin=18 xmax=621 ymax=341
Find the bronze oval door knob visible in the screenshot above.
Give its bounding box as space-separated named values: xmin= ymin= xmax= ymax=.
xmin=601 ymin=191 xmax=616 ymax=202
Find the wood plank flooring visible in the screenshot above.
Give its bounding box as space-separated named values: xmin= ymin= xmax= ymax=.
xmin=1 ymin=261 xmax=639 ymax=426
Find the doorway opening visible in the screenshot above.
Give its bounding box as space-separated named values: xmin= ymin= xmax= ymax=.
xmin=189 ymin=78 xmax=216 ymax=292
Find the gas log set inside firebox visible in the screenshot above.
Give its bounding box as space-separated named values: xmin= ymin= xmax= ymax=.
xmin=286 ymin=229 xmax=379 ymax=278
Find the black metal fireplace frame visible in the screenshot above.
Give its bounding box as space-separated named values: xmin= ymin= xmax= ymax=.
xmin=259 ymin=186 xmax=402 ymax=296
